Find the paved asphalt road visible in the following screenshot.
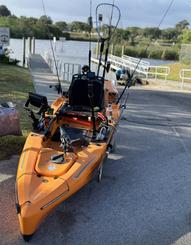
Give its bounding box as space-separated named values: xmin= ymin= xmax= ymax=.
xmin=1 ymin=87 xmax=191 ymax=245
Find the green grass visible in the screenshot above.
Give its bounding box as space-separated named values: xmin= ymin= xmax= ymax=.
xmin=112 ymin=44 xmax=179 ymax=61
xmin=0 ymin=135 xmax=26 ymax=160
xmin=0 ymin=64 xmax=34 ymax=160
xmin=69 ymin=32 xmax=98 ymax=42
xmin=165 ymin=63 xmax=191 ymax=81
xmin=149 ymin=62 xmax=191 ymax=81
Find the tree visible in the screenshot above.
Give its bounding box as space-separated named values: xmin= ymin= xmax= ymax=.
xmin=113 ymin=28 xmax=129 ymax=43
xmin=143 ymin=27 xmax=161 ymax=39
xmin=127 ymin=27 xmax=142 ymax=45
xmin=55 ymin=21 xmax=68 ymax=32
xmin=38 ymin=15 xmax=52 ymax=25
xmin=0 ymin=5 xmax=11 ymax=16
xmin=70 ymin=21 xmax=90 ymax=32
xmin=161 ymin=28 xmax=178 ymax=40
xmin=175 ymin=20 xmax=189 ymax=33
xmin=121 ymin=29 xmax=131 ymax=41
xmin=179 ymin=29 xmax=191 ymax=43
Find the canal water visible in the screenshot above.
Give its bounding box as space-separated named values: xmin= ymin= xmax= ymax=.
xmin=9 ymin=38 xmax=175 ymax=67
xmin=9 ymin=39 xmax=96 ymax=66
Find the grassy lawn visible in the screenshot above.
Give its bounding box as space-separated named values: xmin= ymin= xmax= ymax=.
xmin=166 ymin=63 xmax=191 ymax=81
xmin=0 ymin=64 xmax=34 ymax=160
xmin=149 ymin=62 xmax=191 ymax=81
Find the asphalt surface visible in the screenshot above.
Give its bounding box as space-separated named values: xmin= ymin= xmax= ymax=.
xmin=1 ymin=87 xmax=191 ymax=245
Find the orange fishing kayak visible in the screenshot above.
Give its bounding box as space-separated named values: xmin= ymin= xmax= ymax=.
xmin=15 ymin=76 xmax=122 ymax=241
xmin=15 ymin=3 xmax=123 ymax=239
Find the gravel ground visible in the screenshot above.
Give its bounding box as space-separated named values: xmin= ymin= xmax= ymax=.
xmin=1 ymin=86 xmax=191 ymax=245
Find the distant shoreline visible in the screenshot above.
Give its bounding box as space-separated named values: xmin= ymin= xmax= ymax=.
xmin=9 ymin=38 xmax=179 ymax=61
xmin=10 ymin=37 xmax=98 ymax=42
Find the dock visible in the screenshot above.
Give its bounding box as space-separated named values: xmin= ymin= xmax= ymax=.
xmin=29 ymin=54 xmax=191 ymax=98
xmin=91 ymin=54 xmax=171 ymax=82
xmin=28 ymin=54 xmax=70 ymax=103
xmin=91 ymin=54 xmax=150 ymax=78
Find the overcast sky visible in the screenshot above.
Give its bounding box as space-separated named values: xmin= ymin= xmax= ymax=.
xmin=1 ymin=0 xmax=191 ymax=28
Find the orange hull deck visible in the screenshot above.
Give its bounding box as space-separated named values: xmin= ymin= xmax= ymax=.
xmin=16 ymin=93 xmax=121 ymax=237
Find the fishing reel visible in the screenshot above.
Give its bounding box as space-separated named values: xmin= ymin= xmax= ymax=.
xmin=96 ymin=126 xmax=107 ymax=141
xmin=59 ymin=126 xmax=73 ymax=153
xmin=59 ymin=126 xmax=89 ymax=153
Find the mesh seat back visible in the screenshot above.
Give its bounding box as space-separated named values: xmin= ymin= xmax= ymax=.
xmin=69 ymin=75 xmax=104 ymax=110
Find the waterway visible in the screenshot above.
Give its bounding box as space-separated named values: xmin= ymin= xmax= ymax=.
xmin=9 ymin=38 xmax=175 ymax=67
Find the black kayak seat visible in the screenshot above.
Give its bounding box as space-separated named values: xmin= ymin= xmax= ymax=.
xmin=68 ymin=74 xmax=104 ymax=110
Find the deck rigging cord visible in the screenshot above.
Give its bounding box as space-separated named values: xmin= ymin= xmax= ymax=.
xmin=41 ymin=0 xmax=62 ymax=94
xmin=116 ymin=0 xmax=175 ymax=105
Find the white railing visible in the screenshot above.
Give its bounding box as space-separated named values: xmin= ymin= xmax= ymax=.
xmin=148 ymin=66 xmax=170 ymax=82
xmin=179 ymin=69 xmax=191 ymax=89
xmin=62 ymin=63 xmax=81 ymax=82
xmin=91 ymin=55 xmax=170 ymax=82
xmin=43 ymin=52 xmax=81 ymax=82
xmin=109 ymin=54 xmax=150 ymax=79
xmin=122 ymin=55 xmax=150 ymax=67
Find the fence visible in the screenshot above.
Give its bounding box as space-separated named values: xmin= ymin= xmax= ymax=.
xmin=43 ymin=52 xmax=81 ymax=82
xmin=179 ymin=69 xmax=191 ymax=88
xmin=148 ymin=66 xmax=170 ymax=82
xmin=109 ymin=54 xmax=149 ymax=79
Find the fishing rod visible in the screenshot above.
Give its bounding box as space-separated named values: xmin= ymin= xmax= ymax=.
xmin=87 ymin=0 xmax=97 ymax=139
xmin=116 ymin=0 xmax=175 ymax=105
xmin=87 ymin=2 xmax=121 ymax=140
xmin=96 ymin=2 xmax=121 ymax=78
xmin=41 ymin=0 xmax=63 ymax=95
xmin=102 ymin=0 xmax=115 ymax=79
xmin=88 ymin=0 xmax=93 ymax=71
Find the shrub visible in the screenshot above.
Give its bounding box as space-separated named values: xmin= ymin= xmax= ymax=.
xmin=161 ymin=49 xmax=179 ymax=60
xmin=124 ymin=47 xmax=138 ymax=57
xmin=0 ymin=46 xmax=20 ymax=65
xmin=148 ymin=49 xmax=163 ymax=59
xmin=137 ymin=47 xmax=148 ymax=58
xmin=62 ymin=32 xmax=70 ymax=40
xmin=0 ymin=54 xmax=9 ymax=64
xmin=110 ymin=44 xmax=179 ymax=61
xmin=113 ymin=45 xmax=122 ymax=56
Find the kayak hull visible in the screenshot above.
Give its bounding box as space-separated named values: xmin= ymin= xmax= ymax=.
xmin=16 ymin=134 xmax=108 ymax=235
xmin=16 ymin=83 xmax=121 ymax=236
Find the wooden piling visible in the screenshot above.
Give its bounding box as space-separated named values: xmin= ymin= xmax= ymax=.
xmin=110 ymin=44 xmax=113 ymax=55
xmin=110 ymin=44 xmax=114 ymax=55
xmin=28 ymin=37 xmax=32 ymax=54
xmin=96 ymin=42 xmax=99 ymax=58
xmin=53 ymin=37 xmax=56 ymax=51
xmin=22 ymin=37 xmax=26 ymax=67
xmin=32 ymin=37 xmax=35 ymax=54
xmin=121 ymin=45 xmax=125 ymax=57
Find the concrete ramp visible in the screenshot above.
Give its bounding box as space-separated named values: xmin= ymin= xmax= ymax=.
xmin=28 ymin=54 xmax=67 ymax=103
